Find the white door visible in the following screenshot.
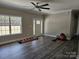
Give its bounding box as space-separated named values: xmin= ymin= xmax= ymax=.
xmin=33 ymin=19 xmax=43 ymax=35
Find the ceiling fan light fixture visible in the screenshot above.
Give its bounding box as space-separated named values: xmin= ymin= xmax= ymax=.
xmin=31 ymin=2 xmax=50 ymax=11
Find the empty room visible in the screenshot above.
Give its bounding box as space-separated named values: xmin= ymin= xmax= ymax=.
xmin=0 ymin=0 xmax=79 ymax=59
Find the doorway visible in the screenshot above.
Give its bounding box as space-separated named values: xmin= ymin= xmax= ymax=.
xmin=33 ymin=19 xmax=43 ymax=35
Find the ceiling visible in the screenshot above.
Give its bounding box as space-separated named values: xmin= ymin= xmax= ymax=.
xmin=0 ymin=0 xmax=79 ymax=14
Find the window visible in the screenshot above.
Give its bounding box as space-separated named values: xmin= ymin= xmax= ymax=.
xmin=0 ymin=15 xmax=22 ymax=36
xmin=0 ymin=15 xmax=9 ymax=36
xmin=10 ymin=17 xmax=22 ymax=34
xmin=36 ymin=20 xmax=40 ymax=24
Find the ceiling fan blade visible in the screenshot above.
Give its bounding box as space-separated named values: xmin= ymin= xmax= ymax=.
xmin=40 ymin=4 xmax=49 ymax=6
xmin=36 ymin=2 xmax=39 ymax=4
xmin=41 ymin=7 xmax=50 ymax=10
xmin=38 ymin=9 xmax=41 ymax=11
xmin=31 ymin=2 xmax=36 ymax=6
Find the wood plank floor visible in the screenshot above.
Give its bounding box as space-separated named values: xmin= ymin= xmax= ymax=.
xmin=0 ymin=36 xmax=78 ymax=59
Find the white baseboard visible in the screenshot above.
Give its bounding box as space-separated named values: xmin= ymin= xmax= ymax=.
xmin=44 ymin=34 xmax=71 ymax=40
xmin=0 ymin=35 xmax=40 ymax=45
xmin=0 ymin=36 xmax=29 ymax=45
xmin=44 ymin=34 xmax=56 ymax=37
xmin=0 ymin=39 xmax=21 ymax=45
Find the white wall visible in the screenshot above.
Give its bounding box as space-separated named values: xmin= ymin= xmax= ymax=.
xmin=44 ymin=11 xmax=71 ymax=38
xmin=0 ymin=7 xmax=44 ymax=44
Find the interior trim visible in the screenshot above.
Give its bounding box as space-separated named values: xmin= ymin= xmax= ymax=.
xmin=50 ymin=9 xmax=72 ymax=14
xmin=44 ymin=34 xmax=56 ymax=37
xmin=0 ymin=39 xmax=21 ymax=45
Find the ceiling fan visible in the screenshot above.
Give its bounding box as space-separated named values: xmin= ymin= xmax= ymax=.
xmin=31 ymin=2 xmax=50 ymax=11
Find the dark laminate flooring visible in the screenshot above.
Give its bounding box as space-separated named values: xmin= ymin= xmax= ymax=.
xmin=0 ymin=36 xmax=78 ymax=59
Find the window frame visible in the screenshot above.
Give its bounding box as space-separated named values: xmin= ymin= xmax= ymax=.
xmin=0 ymin=15 xmax=22 ymax=36
xmin=10 ymin=16 xmax=22 ymax=35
